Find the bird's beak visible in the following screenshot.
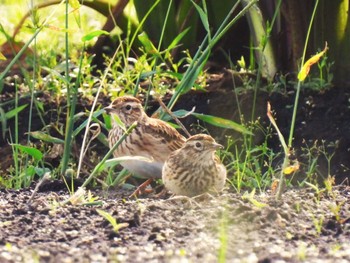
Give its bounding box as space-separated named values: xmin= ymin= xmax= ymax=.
xmin=104 ymin=106 xmax=116 ymax=114
xmin=211 ymin=142 xmax=223 ymax=150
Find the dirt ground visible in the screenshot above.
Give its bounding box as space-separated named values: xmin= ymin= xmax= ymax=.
xmin=1 ymin=183 xmax=350 ymax=263
xmin=2 ymin=72 xmax=350 ymax=262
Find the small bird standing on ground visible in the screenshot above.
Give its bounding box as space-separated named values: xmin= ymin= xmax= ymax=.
xmin=162 ymin=134 xmax=227 ymax=197
xmin=105 ymin=96 xmax=186 ymax=194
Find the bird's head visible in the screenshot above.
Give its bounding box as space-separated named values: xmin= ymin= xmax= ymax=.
xmin=104 ymin=96 xmax=145 ymax=126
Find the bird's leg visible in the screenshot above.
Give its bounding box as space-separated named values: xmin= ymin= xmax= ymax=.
xmin=163 ymin=195 xmax=201 ymax=208
xmin=129 ymin=178 xmax=154 ymax=198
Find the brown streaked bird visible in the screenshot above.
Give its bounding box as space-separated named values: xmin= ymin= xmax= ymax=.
xmin=105 ymin=96 xmax=186 ymax=193
xmin=162 ymin=134 xmax=227 ymax=197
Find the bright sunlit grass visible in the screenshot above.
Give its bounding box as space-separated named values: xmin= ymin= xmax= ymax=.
xmin=0 ymin=0 xmax=107 ymax=59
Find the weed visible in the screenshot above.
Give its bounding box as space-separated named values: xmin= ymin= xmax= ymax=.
xmin=96 ymin=209 xmax=129 ymax=233
xmin=312 ymin=214 xmax=324 ymax=235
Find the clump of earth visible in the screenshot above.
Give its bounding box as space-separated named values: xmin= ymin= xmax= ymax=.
xmin=0 ymin=182 xmax=350 ymax=262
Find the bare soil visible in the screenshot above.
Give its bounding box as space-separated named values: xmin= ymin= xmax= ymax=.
xmin=1 ymin=183 xmax=350 ymax=262
xmin=1 ymin=72 xmax=350 ymax=262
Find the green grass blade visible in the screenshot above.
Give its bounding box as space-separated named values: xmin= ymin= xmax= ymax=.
xmin=81 ymin=30 xmax=109 ymax=42
xmin=4 ymin=105 xmax=28 ymax=119
xmin=28 ymin=131 xmax=65 ymax=144
xmin=192 ymin=113 xmax=253 ymax=135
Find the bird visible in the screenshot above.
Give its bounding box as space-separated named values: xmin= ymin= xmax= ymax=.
xmin=162 ymin=134 xmax=227 ymax=197
xmin=104 ymin=96 xmax=186 ymax=195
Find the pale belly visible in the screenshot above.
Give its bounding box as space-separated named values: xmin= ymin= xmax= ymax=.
xmin=121 ymin=160 xmax=163 ymax=179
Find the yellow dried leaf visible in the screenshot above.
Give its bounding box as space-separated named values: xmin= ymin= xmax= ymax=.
xmin=298 ymin=42 xmax=329 ymax=81
xmin=271 ymin=179 xmax=279 ymax=194
xmin=283 ymin=161 xmax=300 ymax=175
xmin=0 ymin=52 xmax=6 ymax=61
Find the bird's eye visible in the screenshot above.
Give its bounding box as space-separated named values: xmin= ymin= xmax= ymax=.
xmin=195 ymin=142 xmax=202 ymax=149
xmin=125 ymin=104 xmax=132 ymax=111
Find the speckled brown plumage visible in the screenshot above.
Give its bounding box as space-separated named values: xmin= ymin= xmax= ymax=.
xmin=105 ymin=96 xmax=186 ymax=179
xmin=162 ymin=134 xmax=227 ymax=197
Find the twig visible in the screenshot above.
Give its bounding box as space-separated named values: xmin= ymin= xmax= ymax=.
xmin=27 ymin=172 xmax=51 ymax=205
xmin=154 ymin=95 xmax=191 ymax=138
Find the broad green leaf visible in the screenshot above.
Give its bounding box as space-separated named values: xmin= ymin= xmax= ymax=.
xmin=4 ymin=104 xmax=28 ymax=119
xmin=82 ymin=30 xmax=110 ymax=42
xmin=138 ymin=32 xmax=158 ymax=55
xmin=28 ymin=131 xmax=64 ymax=144
xmin=192 ymin=113 xmax=253 ymax=135
xmin=12 ymin=144 xmax=43 ymax=161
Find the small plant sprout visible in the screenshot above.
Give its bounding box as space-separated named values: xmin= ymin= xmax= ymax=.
xmin=66 ymin=187 xmax=101 ymax=206
xmin=312 ymin=214 xmax=324 ymax=236
xmin=304 ymin=181 xmax=325 ymax=203
xmin=242 ymin=188 xmax=267 ymax=208
xmin=329 ymin=201 xmax=345 ymax=222
xmin=96 ymin=209 xmax=129 ymax=233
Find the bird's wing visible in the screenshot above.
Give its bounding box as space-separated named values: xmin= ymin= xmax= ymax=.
xmin=145 ymin=118 xmax=186 ymax=152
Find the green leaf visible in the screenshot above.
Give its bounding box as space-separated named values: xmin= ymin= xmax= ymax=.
xmin=167 ymin=27 xmax=191 ymax=50
xmin=28 ymin=131 xmax=64 ymax=144
xmin=82 ymin=30 xmax=110 ymax=42
xmin=41 ymin=67 xmax=69 ymax=84
xmin=191 ymin=1 xmax=210 ymax=35
xmin=96 ymin=209 xmax=117 ymax=226
xmin=35 ymin=167 xmax=51 ymax=177
xmin=112 ymin=114 xmax=126 ymax=132
xmin=177 ymin=64 xmax=203 ymax=94
xmin=4 ymin=104 xmax=28 ymax=119
xmin=191 ymin=113 xmax=253 ymax=135
xmin=103 ymin=113 xmax=112 ymax=130
xmin=138 ymin=32 xmax=158 ymax=54
xmin=73 ymin=109 xmax=104 ymax=137
xmin=96 ymin=209 xmax=129 ymax=232
xmin=12 ymin=144 xmax=43 ymax=161
xmin=24 ymin=165 xmax=36 ymax=177
xmin=0 ymin=107 xmax=6 ymax=139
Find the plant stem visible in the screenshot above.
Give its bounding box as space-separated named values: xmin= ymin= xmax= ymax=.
xmin=61 ymin=0 xmax=71 ymax=176
xmin=288 ymin=0 xmax=319 ymax=148
xmin=166 ymin=0 xmax=257 ymax=112
xmin=76 ymin=43 xmax=122 ymax=178
xmin=276 ymin=0 xmax=320 ymax=201
xmin=80 ymin=122 xmax=137 ymax=188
